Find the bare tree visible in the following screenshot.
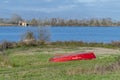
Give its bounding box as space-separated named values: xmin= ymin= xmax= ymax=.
xmin=10 ymin=14 xmax=23 ymax=24
xmin=38 ymin=27 xmax=51 ymax=43
xmin=30 ymin=18 xmax=38 ymax=26
xmin=22 ymin=31 xmax=36 ymax=41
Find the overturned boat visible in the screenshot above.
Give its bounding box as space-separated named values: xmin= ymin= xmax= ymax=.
xmin=49 ymin=52 xmax=96 ymax=62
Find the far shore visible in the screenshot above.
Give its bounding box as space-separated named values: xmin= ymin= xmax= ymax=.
xmin=0 ymin=23 xmax=18 ymax=26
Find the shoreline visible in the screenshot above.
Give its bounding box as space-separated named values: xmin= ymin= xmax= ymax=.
xmin=0 ymin=24 xmax=18 ymax=26
xmin=0 ymin=24 xmax=120 ymax=27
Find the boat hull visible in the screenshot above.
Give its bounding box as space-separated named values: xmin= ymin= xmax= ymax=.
xmin=49 ymin=52 xmax=96 ymax=62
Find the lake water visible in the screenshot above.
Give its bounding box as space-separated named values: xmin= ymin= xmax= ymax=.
xmin=0 ymin=26 xmax=120 ymax=43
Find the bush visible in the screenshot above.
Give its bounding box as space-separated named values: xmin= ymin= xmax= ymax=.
xmin=38 ymin=27 xmax=50 ymax=43
xmin=22 ymin=31 xmax=36 ymax=41
xmin=21 ymin=31 xmax=36 ymax=46
xmin=111 ymin=41 xmax=120 ymax=47
xmin=0 ymin=41 xmax=17 ymax=56
xmin=0 ymin=54 xmax=12 ymax=67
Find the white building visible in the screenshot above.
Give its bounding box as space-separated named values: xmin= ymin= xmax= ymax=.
xmin=18 ymin=21 xmax=28 ymax=26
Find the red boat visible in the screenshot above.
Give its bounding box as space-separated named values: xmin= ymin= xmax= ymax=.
xmin=49 ymin=52 xmax=96 ymax=62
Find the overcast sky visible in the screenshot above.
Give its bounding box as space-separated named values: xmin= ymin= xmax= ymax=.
xmin=0 ymin=0 xmax=120 ymax=20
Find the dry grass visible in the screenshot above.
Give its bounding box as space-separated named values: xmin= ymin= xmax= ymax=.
xmin=0 ymin=46 xmax=120 ymax=80
xmin=66 ymin=61 xmax=120 ymax=76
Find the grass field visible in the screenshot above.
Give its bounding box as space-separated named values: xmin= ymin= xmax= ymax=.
xmin=0 ymin=46 xmax=120 ymax=80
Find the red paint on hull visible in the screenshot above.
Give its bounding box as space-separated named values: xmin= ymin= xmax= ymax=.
xmin=49 ymin=52 xmax=96 ymax=62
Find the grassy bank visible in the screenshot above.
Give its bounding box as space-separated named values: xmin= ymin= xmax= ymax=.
xmin=0 ymin=46 xmax=120 ymax=80
xmin=1 ymin=41 xmax=120 ymax=50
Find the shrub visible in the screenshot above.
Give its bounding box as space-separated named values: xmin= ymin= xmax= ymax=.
xmin=38 ymin=27 xmax=50 ymax=44
xmin=0 ymin=54 xmax=12 ymax=68
xmin=21 ymin=31 xmax=36 ymax=46
xmin=111 ymin=41 xmax=120 ymax=47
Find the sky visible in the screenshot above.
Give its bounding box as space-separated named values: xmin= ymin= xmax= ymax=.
xmin=0 ymin=0 xmax=120 ymax=20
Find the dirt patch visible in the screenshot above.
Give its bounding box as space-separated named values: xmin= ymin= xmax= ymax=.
xmin=52 ymin=47 xmax=120 ymax=56
xmin=11 ymin=47 xmax=120 ymax=56
xmin=82 ymin=47 xmax=120 ymax=55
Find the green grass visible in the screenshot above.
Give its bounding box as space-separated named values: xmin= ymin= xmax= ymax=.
xmin=0 ymin=47 xmax=120 ymax=80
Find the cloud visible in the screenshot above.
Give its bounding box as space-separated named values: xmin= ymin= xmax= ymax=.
xmin=70 ymin=0 xmax=110 ymax=7
xmin=70 ymin=0 xmax=110 ymax=6
xmin=44 ymin=0 xmax=54 ymax=2
xmin=73 ymin=0 xmax=109 ymax=3
xmin=9 ymin=4 xmax=77 ymax=13
xmin=75 ymin=0 xmax=97 ymax=3
xmin=32 ymin=4 xmax=77 ymax=13
xmin=3 ymin=0 xmax=9 ymax=3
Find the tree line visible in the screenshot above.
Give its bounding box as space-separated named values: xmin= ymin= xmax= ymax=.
xmin=0 ymin=14 xmax=120 ymax=26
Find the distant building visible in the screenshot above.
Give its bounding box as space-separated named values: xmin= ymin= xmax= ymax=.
xmin=18 ymin=21 xmax=28 ymax=26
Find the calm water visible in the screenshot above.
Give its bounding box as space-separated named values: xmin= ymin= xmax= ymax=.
xmin=0 ymin=26 xmax=120 ymax=43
